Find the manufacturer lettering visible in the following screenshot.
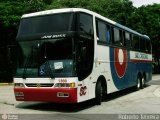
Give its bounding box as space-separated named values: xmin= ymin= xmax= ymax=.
xmin=41 ymin=34 xmax=66 ymax=39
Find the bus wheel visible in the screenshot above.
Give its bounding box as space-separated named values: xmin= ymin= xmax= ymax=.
xmin=141 ymin=75 xmax=145 ymax=89
xmin=136 ymin=75 xmax=141 ymax=90
xmin=94 ymin=81 xmax=102 ymax=105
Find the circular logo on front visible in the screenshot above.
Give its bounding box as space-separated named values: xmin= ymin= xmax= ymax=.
xmin=114 ymin=48 xmax=127 ymax=78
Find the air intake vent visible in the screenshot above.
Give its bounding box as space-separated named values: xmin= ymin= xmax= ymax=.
xmin=25 ymin=84 xmax=54 ymax=87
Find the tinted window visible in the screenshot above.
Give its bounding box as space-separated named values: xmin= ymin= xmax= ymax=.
xmin=125 ymin=32 xmax=131 ymax=48
xmin=17 ymin=13 xmax=75 ymax=39
xmin=146 ymin=40 xmax=151 ymax=53
xmin=77 ymin=13 xmax=94 ymax=80
xmin=125 ymin=32 xmax=130 ymax=41
xmin=96 ymin=20 xmax=111 ymax=44
xmin=113 ymin=28 xmax=122 ymax=46
xmin=140 ymin=37 xmax=145 ymax=51
xmin=79 ymin=13 xmax=93 ymax=36
xmin=106 ymin=25 xmax=111 ymax=43
xmin=97 ymin=21 xmax=106 ymax=42
xmin=120 ymin=30 xmax=125 ymax=46
xmin=132 ymin=35 xmax=139 ymax=49
xmin=113 ymin=28 xmax=119 ymax=44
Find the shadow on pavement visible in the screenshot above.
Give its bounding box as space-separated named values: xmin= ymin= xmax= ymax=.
xmin=16 ymin=100 xmax=95 ymax=113
xmin=103 ymin=85 xmax=151 ymax=102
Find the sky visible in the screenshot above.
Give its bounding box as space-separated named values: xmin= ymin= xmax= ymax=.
xmin=132 ymin=0 xmax=160 ymax=7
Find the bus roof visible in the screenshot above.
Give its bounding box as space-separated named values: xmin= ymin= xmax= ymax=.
xmin=22 ymin=8 xmax=149 ymax=39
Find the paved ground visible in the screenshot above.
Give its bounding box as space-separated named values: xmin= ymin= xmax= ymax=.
xmin=0 ymin=75 xmax=160 ymax=120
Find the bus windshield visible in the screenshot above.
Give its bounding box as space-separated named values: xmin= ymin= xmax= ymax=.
xmin=15 ymin=12 xmax=94 ymax=80
xmin=17 ymin=13 xmax=75 ymax=40
xmin=16 ymin=39 xmax=76 ymax=78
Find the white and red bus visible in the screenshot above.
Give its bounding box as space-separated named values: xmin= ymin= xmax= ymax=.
xmin=14 ymin=8 xmax=152 ymax=105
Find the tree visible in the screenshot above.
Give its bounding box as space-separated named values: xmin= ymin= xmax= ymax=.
xmin=47 ymin=0 xmax=134 ymax=25
xmin=0 ymin=0 xmax=47 ymax=82
xmin=127 ymin=4 xmax=160 ymax=73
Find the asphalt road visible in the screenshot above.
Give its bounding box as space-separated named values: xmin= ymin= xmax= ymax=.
xmin=0 ymin=75 xmax=160 ymax=120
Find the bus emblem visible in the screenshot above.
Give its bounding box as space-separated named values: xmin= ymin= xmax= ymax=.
xmin=39 ymin=67 xmax=45 ymax=75
xmin=37 ymin=83 xmax=41 ymax=88
xmin=114 ymin=48 xmax=127 ymax=78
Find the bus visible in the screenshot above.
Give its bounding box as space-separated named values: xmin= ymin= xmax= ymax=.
xmin=14 ymin=8 xmax=152 ymax=105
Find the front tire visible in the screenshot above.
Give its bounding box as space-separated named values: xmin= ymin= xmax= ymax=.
xmin=94 ymin=81 xmax=102 ymax=105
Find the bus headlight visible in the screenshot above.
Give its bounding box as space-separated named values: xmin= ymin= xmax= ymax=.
xmin=55 ymin=82 xmax=75 ymax=88
xmin=14 ymin=83 xmax=24 ymax=88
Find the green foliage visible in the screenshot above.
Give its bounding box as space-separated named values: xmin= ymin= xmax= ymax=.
xmin=24 ymin=0 xmax=46 ymax=13
xmin=128 ymin=4 xmax=160 ymax=39
xmin=0 ymin=1 xmax=24 ymax=27
xmin=127 ymin=4 xmax=160 ymax=70
xmin=47 ymin=0 xmax=134 ymax=26
xmin=0 ymin=0 xmax=46 ymax=27
xmin=47 ymin=0 xmax=123 ymax=19
xmin=48 ymin=0 xmax=90 ymax=9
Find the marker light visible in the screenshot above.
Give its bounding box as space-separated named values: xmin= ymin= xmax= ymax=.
xmin=55 ymin=82 xmax=76 ymax=88
xmin=70 ymin=82 xmax=75 ymax=88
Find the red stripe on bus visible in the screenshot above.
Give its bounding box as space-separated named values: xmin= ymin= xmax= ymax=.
xmin=130 ymin=59 xmax=152 ymax=63
xmin=14 ymin=88 xmax=77 ymax=103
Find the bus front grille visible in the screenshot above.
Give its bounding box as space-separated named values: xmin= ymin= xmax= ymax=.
xmin=25 ymin=83 xmax=54 ymax=87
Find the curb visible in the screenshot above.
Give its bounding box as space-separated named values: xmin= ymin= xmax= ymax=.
xmin=0 ymin=83 xmax=14 ymax=86
xmin=152 ymin=74 xmax=160 ymax=76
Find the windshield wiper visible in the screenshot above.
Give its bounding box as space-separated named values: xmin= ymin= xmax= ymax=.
xmin=23 ymin=55 xmax=31 ymax=79
xmin=22 ymin=46 xmax=33 ymax=79
xmin=43 ymin=43 xmax=54 ymax=79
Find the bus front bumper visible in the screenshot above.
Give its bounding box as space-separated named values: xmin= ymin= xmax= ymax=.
xmin=14 ymin=88 xmax=77 ymax=103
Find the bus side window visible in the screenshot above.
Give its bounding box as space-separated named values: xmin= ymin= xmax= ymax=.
xmin=146 ymin=40 xmax=151 ymax=53
xmin=79 ymin=13 xmax=93 ymax=38
xmin=96 ymin=20 xmax=107 ymax=43
xmin=122 ymin=31 xmax=126 ymax=47
xmin=112 ymin=27 xmax=123 ymax=46
xmin=140 ymin=37 xmax=145 ymax=51
xmin=119 ymin=30 xmax=126 ymax=47
xmin=106 ymin=25 xmax=111 ymax=43
xmin=132 ymin=35 xmax=139 ymax=50
xmin=125 ymin=32 xmax=131 ymax=48
xmin=113 ymin=28 xmax=119 ymax=45
xmin=78 ymin=13 xmax=94 ymax=80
